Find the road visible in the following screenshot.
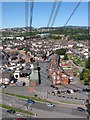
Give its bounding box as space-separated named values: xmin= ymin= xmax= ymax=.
xmin=38 ymin=61 xmax=52 ymax=87
xmin=1 ymin=107 xmax=29 ymax=119
xmin=1 ymin=93 xmax=88 ymax=118
xmin=2 ymin=84 xmax=89 ymax=105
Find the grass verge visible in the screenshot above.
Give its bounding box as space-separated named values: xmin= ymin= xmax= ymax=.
xmin=3 ymin=92 xmax=56 ymax=104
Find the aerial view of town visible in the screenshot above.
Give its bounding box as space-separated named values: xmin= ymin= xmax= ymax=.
xmin=0 ymin=0 xmax=90 ymax=119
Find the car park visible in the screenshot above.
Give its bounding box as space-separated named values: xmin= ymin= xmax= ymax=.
xmin=7 ymin=110 xmax=15 ymax=114
xmin=77 ymin=107 xmax=85 ymax=112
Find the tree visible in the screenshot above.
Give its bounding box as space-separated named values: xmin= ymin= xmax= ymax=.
xmin=86 ymin=57 xmax=90 ymax=70
xmin=63 ymin=54 xmax=68 ymax=60
xmin=56 ymin=49 xmax=66 ymax=55
xmin=80 ymin=68 xmax=90 ymax=81
xmin=84 ymin=78 xmax=89 ymax=83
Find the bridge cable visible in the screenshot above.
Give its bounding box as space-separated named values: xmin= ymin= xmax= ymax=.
xmin=63 ymin=0 xmax=82 ymax=28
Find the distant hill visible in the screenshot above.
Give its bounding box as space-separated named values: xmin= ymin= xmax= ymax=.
xmin=2 ymin=25 xmax=88 ymax=30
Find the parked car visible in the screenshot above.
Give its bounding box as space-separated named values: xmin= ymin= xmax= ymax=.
xmin=52 ymin=91 xmax=55 ymax=95
xmin=57 ymin=91 xmax=60 ymax=94
xmin=50 ymin=85 xmax=55 ymax=88
xmin=69 ymin=89 xmax=74 ymax=93
xmin=61 ymin=91 xmax=65 ymax=94
xmin=77 ymin=107 xmax=85 ymax=112
xmin=76 ymin=89 xmax=82 ymax=93
xmin=10 ymin=79 xmax=17 ymax=84
xmin=16 ymin=81 xmax=26 ymax=86
xmin=46 ymin=69 xmax=48 ymax=71
xmin=55 ymin=87 xmax=58 ymax=90
xmin=0 ymin=84 xmax=6 ymax=89
xmin=46 ymin=103 xmax=55 ymax=107
xmin=7 ymin=110 xmax=15 ymax=114
xmin=67 ymin=90 xmax=71 ymax=94
xmin=16 ymin=113 xmax=21 ymax=116
xmin=47 ymin=76 xmax=50 ymax=78
xmin=73 ymin=89 xmax=76 ymax=93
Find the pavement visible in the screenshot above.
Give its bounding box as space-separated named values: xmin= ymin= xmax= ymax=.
xmin=1 ymin=93 xmax=88 ymax=118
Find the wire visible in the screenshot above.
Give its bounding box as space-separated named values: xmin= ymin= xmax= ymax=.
xmin=25 ymin=0 xmax=28 ymax=32
xmin=63 ymin=0 xmax=82 ymax=28
xmin=47 ymin=2 xmax=57 ymax=28
xmin=51 ymin=1 xmax=62 ymax=27
xmin=30 ymin=0 xmax=34 ymax=33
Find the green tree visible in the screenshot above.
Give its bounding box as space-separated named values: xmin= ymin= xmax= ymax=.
xmin=84 ymin=78 xmax=89 ymax=83
xmin=80 ymin=68 xmax=90 ymax=81
xmin=56 ymin=49 xmax=66 ymax=55
xmin=63 ymin=54 xmax=68 ymax=60
xmin=86 ymin=57 xmax=90 ymax=70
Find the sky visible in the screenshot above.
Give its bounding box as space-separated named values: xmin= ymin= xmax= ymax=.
xmin=2 ymin=2 xmax=88 ymax=29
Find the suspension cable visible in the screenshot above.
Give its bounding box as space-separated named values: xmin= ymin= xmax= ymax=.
xmin=47 ymin=2 xmax=57 ymax=28
xmin=30 ymin=0 xmax=34 ymax=33
xmin=51 ymin=1 xmax=62 ymax=27
xmin=63 ymin=0 xmax=82 ymax=28
xmin=25 ymin=0 xmax=28 ymax=32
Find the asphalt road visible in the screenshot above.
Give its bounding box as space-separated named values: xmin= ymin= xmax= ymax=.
xmin=39 ymin=61 xmax=52 ymax=87
xmin=1 ymin=107 xmax=29 ymax=119
xmin=1 ymin=93 xmax=88 ymax=118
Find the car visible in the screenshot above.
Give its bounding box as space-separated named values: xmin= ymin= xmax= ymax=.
xmin=82 ymin=89 xmax=87 ymax=92
xmin=50 ymin=85 xmax=55 ymax=88
xmin=55 ymin=87 xmax=58 ymax=90
xmin=16 ymin=113 xmax=21 ymax=116
xmin=46 ymin=69 xmax=48 ymax=71
xmin=77 ymin=107 xmax=85 ymax=112
xmin=7 ymin=110 xmax=15 ymax=114
xmin=47 ymin=76 xmax=50 ymax=78
xmin=73 ymin=89 xmax=76 ymax=93
xmin=0 ymin=85 xmax=6 ymax=89
xmin=69 ymin=89 xmax=74 ymax=93
xmin=61 ymin=91 xmax=65 ymax=94
xmin=46 ymin=103 xmax=55 ymax=107
xmin=27 ymin=99 xmax=35 ymax=104
xmin=10 ymin=79 xmax=17 ymax=84
xmin=67 ymin=90 xmax=71 ymax=94
xmin=57 ymin=91 xmax=60 ymax=94
xmin=76 ymin=89 xmax=82 ymax=93
xmin=16 ymin=81 xmax=26 ymax=86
